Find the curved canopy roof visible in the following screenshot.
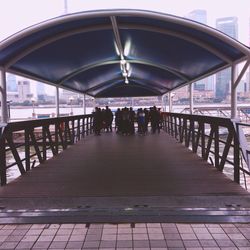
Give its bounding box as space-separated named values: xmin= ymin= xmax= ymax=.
xmin=0 ymin=9 xmax=249 ymax=98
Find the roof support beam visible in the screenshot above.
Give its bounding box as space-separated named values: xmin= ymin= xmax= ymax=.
xmin=58 ymin=59 xmax=189 ymax=86
xmin=110 ymin=16 xmax=124 ymax=58
xmin=231 ymin=59 xmax=250 ymax=119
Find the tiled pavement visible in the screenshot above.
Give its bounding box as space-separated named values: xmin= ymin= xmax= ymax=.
xmin=0 ymin=223 xmax=250 ymax=249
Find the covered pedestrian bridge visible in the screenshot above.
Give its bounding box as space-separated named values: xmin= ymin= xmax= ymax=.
xmin=0 ymin=9 xmax=250 ymax=223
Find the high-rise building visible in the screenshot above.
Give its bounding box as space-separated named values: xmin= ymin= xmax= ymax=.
xmin=186 ymin=10 xmax=214 ymax=92
xmin=6 ymin=73 xmax=17 ymax=92
xmin=17 ymin=80 xmax=33 ymax=103
xmin=215 ymin=17 xmax=238 ymax=100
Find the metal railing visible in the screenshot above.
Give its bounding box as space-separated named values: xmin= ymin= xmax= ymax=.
xmin=0 ymin=114 xmax=93 ymax=185
xmin=162 ymin=112 xmax=241 ymax=183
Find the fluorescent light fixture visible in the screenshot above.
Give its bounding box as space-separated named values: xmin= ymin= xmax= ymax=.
xmin=122 ymin=72 xmax=128 ymax=77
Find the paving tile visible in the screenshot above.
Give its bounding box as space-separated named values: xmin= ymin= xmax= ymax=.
xmin=89 ymin=224 xmax=104 ymax=229
xmin=99 ymin=240 xmax=116 ymax=248
xmin=223 ymin=227 xmax=241 ymax=234
xmin=16 ymin=224 xmax=32 ymax=230
xmin=65 ymin=241 xmax=83 ymax=249
xmin=164 ymin=233 xmax=181 ymax=240
xmin=117 ymin=234 xmax=132 ymax=240
xmin=183 ymin=240 xmax=201 ymax=247
xmin=10 ymin=229 xmax=28 ymax=236
xmin=56 ymin=229 xmax=72 ymax=235
xmin=60 ymin=224 xmax=75 ymax=229
xmin=87 ymin=228 xmax=102 ymax=235
xmin=5 ymin=235 xmax=23 ymax=242
xmin=32 ymin=241 xmax=51 ymax=248
xmin=149 ymin=239 xmax=167 ymax=247
xmin=103 ymin=224 xmax=117 ymax=229
xmin=83 ymin=241 xmax=100 ymax=248
xmin=180 ymin=233 xmax=197 ymax=240
xmin=216 ymin=239 xmax=235 ymax=247
xmin=15 ymin=241 xmax=35 ymax=249
xmin=193 ymin=227 xmax=209 ymax=234
xmin=21 ymin=235 xmax=39 ymax=242
xmin=71 ymin=228 xmax=87 ymax=235
xmin=0 ymin=241 xmax=19 ymax=249
xmin=212 ymin=233 xmax=230 ymax=240
xmin=133 ymin=240 xmax=150 ymax=248
xmin=69 ymin=234 xmax=85 ymax=241
xmin=26 ymin=229 xmax=43 ymax=236
xmin=0 ymin=230 xmax=14 ymax=236
xmin=232 ymin=239 xmax=250 ymax=247
xmin=163 ymin=227 xmax=179 ymax=234
xmin=208 ymin=227 xmax=224 ymax=234
xmin=118 ymin=224 xmax=131 ymax=228
xmin=199 ymin=239 xmax=218 ymax=247
xmin=74 ymin=223 xmax=86 ymax=229
xmin=161 ymin=223 xmax=177 ymax=228
xmin=116 ymin=240 xmax=133 ymax=248
xmin=101 ymin=234 xmax=116 ymax=241
xmin=149 ymin=233 xmax=164 ymax=240
xmin=195 ymin=233 xmax=213 ymax=240
xmin=134 ymin=223 xmax=146 ymax=228
xmin=85 ymin=234 xmax=102 ymax=241
xmin=166 ymin=239 xmax=184 ymax=248
xmin=53 ymin=235 xmax=70 ymax=241
xmin=37 ymin=235 xmax=54 ymax=242
xmin=49 ymin=241 xmax=67 ymax=249
xmin=118 ymin=228 xmax=132 ymax=234
xmin=30 ymin=224 xmax=47 ymax=229
xmin=41 ymin=229 xmax=57 ymax=236
xmin=147 ymin=223 xmax=161 ymax=228
xmin=102 ymin=228 xmax=117 ymax=234
xmin=133 ymin=228 xmax=147 ymax=234
xmin=133 ymin=233 xmax=149 ymax=240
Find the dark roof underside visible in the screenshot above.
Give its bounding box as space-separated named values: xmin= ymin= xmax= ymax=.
xmin=0 ymin=10 xmax=249 ymax=98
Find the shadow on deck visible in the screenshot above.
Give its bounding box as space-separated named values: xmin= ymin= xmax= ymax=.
xmin=0 ymin=132 xmax=250 ymax=223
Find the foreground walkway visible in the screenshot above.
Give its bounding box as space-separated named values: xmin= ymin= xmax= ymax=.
xmin=0 ymin=223 xmax=250 ymax=249
xmin=0 ymin=132 xmax=250 ymax=223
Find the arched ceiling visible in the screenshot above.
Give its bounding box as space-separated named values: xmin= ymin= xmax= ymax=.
xmin=0 ymin=9 xmax=249 ymax=98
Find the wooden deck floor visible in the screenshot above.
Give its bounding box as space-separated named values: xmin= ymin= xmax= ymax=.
xmin=1 ymin=131 xmax=250 ymax=223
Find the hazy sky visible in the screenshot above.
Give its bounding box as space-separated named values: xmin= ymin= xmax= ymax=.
xmin=0 ymin=0 xmax=249 ymax=45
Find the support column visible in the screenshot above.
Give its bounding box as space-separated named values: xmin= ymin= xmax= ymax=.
xmin=82 ymin=94 xmax=86 ymax=115
xmin=0 ymin=69 xmax=8 ymax=123
xmin=189 ymin=82 xmax=193 ymax=115
xmin=169 ymin=92 xmax=172 ymax=112
xmin=56 ymin=86 xmax=60 ymax=117
xmin=231 ymin=64 xmax=237 ymax=119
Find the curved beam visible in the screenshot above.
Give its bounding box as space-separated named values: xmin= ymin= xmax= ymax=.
xmin=1 ymin=9 xmax=248 ymax=59
xmin=58 ymin=59 xmax=189 ymax=85
xmin=4 ymin=24 xmax=112 ymax=69
xmin=119 ymin=23 xmax=232 ymax=64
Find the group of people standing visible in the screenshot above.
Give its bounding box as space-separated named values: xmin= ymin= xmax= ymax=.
xmin=93 ymin=106 xmax=162 ymax=136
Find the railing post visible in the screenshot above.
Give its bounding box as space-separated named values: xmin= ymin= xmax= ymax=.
xmin=42 ymin=126 xmax=47 ymax=161
xmin=25 ymin=128 xmax=30 ymax=171
xmin=0 ymin=134 xmax=6 ymax=185
xmin=55 ymin=122 xmax=59 ymax=154
xmin=233 ymin=133 xmax=240 ymax=183
xmin=214 ymin=124 xmax=220 ymax=169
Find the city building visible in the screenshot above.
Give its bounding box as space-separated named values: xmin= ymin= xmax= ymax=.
xmin=215 ymin=17 xmax=238 ymax=100
xmin=186 ymin=10 xmax=214 ymax=92
xmin=17 ymin=80 xmax=33 ymax=103
xmin=6 ymin=73 xmax=17 ymax=92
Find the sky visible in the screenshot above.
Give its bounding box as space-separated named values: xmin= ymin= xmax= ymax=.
xmin=0 ymin=0 xmax=249 ymax=95
xmin=0 ymin=0 xmax=249 ymax=44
